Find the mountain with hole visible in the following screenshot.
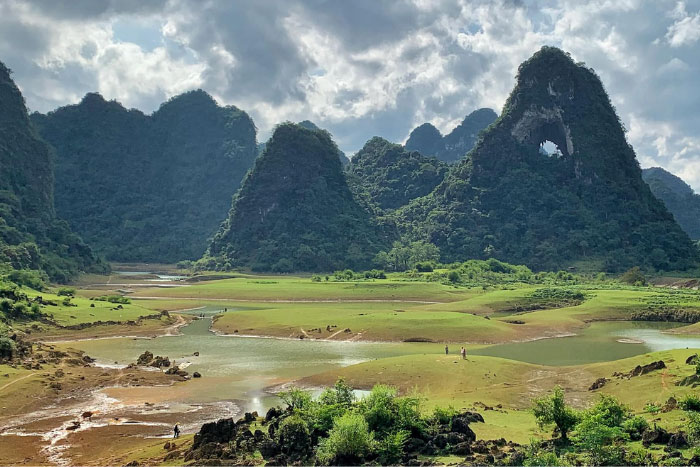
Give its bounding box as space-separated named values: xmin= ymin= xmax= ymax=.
xmin=204 ymin=123 xmax=390 ymax=272
xmin=405 ymin=108 xmax=498 ymax=163
xmin=399 ymin=46 xmax=698 ymax=272
xmin=0 ymin=62 xmax=104 ymax=281
xmin=643 ymin=167 xmax=700 ymax=240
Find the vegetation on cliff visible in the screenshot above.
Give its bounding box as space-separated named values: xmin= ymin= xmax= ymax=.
xmin=0 ymin=62 xmax=104 ymax=282
xmin=643 ymin=167 xmax=700 ymax=240
xmin=205 ymin=123 xmax=391 ymax=272
xmin=398 ymin=47 xmax=698 ymax=272
xmin=346 ymin=137 xmax=448 ymax=211
xmin=32 ymin=90 xmax=258 ymax=263
xmin=405 ymin=108 xmax=498 ymax=163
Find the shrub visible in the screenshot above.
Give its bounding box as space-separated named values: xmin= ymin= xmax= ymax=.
xmin=620 ymin=266 xmax=646 ymax=286
xmin=316 ymin=413 xmax=376 ymax=465
xmin=414 ymin=262 xmax=434 ymax=272
xmin=447 ymin=270 xmax=460 ymax=283
xmin=532 ymin=386 xmax=580 ymax=441
xmin=277 ymin=415 xmax=312 ymax=456
xmin=5 ymin=269 xmax=45 ymax=290
xmin=311 ymin=275 xmax=322 ymax=282
xmin=0 ymin=336 xmax=16 ymax=360
xmin=279 ymin=387 xmax=313 ymax=411
xmin=622 ymin=416 xmax=649 ymax=439
xmin=57 ymin=287 xmax=75 ymax=297
xmin=522 ymin=440 xmax=560 ymax=466
xmin=588 ymin=394 xmax=629 ymax=427
xmin=680 ymin=393 xmax=700 ymax=411
xmin=432 ymin=405 xmax=458 ymax=426
xmin=377 ymin=430 xmax=409 ymax=465
xmin=359 ymin=384 xmax=398 ymax=433
xmin=572 ymin=414 xmax=627 ymax=465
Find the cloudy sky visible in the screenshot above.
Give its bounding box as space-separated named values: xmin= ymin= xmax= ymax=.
xmin=1 ymin=0 xmax=699 ymax=189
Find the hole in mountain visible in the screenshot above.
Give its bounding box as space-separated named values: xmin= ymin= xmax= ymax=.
xmin=540 ymin=140 xmax=562 ymax=157
xmin=532 ymin=121 xmax=570 ymax=158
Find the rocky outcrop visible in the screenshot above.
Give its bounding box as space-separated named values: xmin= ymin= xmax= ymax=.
xmin=136 ymin=351 xmax=170 ymax=368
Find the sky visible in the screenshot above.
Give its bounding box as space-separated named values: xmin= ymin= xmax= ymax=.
xmin=1 ymin=0 xmax=699 ymax=190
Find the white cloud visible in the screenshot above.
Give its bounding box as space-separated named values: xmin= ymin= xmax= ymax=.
xmin=2 ymin=0 xmax=700 ymax=190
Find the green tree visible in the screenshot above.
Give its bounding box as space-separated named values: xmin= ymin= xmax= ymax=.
xmin=316 ymin=412 xmax=376 ymax=465
xmin=532 ymin=386 xmax=580 ymax=441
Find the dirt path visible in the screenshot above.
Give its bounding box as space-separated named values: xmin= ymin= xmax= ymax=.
xmin=0 ymin=372 xmax=37 ymax=392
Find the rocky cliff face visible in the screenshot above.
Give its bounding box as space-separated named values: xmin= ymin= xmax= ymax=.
xmin=206 ymin=123 xmax=389 ymax=272
xmin=0 ymin=61 xmax=103 ymax=280
xmin=643 ymin=167 xmax=700 ymax=240
xmin=405 ymin=108 xmax=497 ymax=163
xmin=399 ymin=47 xmax=697 ymax=271
xmin=32 ymin=90 xmax=258 ymax=262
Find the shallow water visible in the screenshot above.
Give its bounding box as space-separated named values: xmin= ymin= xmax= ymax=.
xmin=68 ymin=306 xmax=438 ymax=412
xmin=472 ymin=321 xmax=700 ymax=365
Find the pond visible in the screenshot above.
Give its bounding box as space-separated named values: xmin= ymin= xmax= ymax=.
xmin=472 ymin=321 xmax=700 ymax=366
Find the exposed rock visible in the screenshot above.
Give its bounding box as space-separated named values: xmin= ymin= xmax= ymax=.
xmin=192 ymin=371 xmax=201 ymax=378
xmin=642 ymin=426 xmax=671 ymax=446
xmin=589 ymin=377 xmax=608 ymax=390
xmin=686 ymin=354 xmax=699 ymax=365
xmin=192 ymin=418 xmax=237 ymax=450
xmin=662 ymin=397 xmax=678 ymax=412
xmin=667 ymin=431 xmax=689 ymax=449
xmin=631 ymin=360 xmax=666 ymax=377
xmin=676 ymin=374 xmax=700 ymax=387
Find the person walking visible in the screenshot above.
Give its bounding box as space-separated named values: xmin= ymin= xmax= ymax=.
xmin=445 ymin=344 xmax=449 ymax=355
xmin=173 ymin=424 xmax=180 ymax=439
xmin=460 ymin=347 xmax=466 ymax=360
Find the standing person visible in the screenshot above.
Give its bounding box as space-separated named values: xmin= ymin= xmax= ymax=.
xmin=445 ymin=344 xmax=449 ymax=355
xmin=173 ymin=424 xmax=180 ymax=439
xmin=460 ymin=347 xmax=466 ymax=360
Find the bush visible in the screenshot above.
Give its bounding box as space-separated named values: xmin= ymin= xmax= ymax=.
xmin=620 ymin=266 xmax=646 ymax=286
xmin=522 ymin=440 xmax=560 ymax=466
xmin=414 ymin=262 xmax=434 ymax=272
xmin=316 ymin=413 xmax=376 ymax=465
xmin=311 ymin=275 xmax=322 ymax=282
xmin=432 ymin=405 xmax=458 ymax=426
xmin=532 ymin=386 xmax=580 ymax=441
xmin=277 ymin=415 xmax=312 ymax=456
xmin=680 ymin=393 xmax=700 ymax=411
xmin=0 ymin=336 xmax=16 ymax=360
xmin=359 ymin=384 xmax=398 ymax=433
xmin=588 ymin=394 xmax=629 ymax=427
xmin=279 ymin=387 xmax=313 ymax=411
xmin=5 ymin=269 xmax=45 ymax=290
xmin=622 ymin=416 xmax=649 ymax=439
xmin=447 ymin=270 xmax=460 ymax=283
xmin=377 ymin=430 xmax=409 ymax=465
xmin=57 ymin=287 xmax=75 ymax=297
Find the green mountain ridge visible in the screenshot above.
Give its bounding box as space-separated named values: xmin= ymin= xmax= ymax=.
xmin=205 ymin=123 xmax=391 ymax=272
xmin=0 ymin=61 xmax=104 ymax=281
xmin=643 ymin=167 xmax=700 ymax=240
xmin=397 ymin=46 xmax=698 ymax=272
xmin=405 ymin=108 xmax=498 ymax=163
xmin=346 ymin=137 xmax=448 ymax=212
xmin=31 ymin=90 xmax=258 ymax=263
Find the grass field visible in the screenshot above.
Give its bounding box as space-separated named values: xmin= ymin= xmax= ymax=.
xmin=302 ymin=349 xmax=700 ymax=444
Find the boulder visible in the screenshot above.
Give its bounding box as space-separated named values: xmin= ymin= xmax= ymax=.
xmin=136 ymin=351 xmax=154 ymax=365
xmin=265 ymin=406 xmax=281 ymax=422
xmin=642 ymin=426 xmax=671 ymax=446
xmin=589 ymin=378 xmax=607 ymax=390
xmin=451 ymin=442 xmax=472 ymax=455
xmin=631 ymin=361 xmax=666 ymax=377
xmin=667 ymin=431 xmax=689 ymax=449
xmin=686 ymin=354 xmax=699 ymax=365
xmin=191 ymin=418 xmax=237 ymax=450
xmin=193 ymin=371 xmax=201 ymax=378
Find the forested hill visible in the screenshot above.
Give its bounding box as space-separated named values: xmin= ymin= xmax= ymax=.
xmin=346 ymin=137 xmax=448 ymax=211
xmin=398 ymin=46 xmax=698 ymax=272
xmin=205 ymin=123 xmax=390 ymax=272
xmin=0 ymin=62 xmax=104 ymax=281
xmin=405 ymin=108 xmax=498 ymax=163
xmin=643 ymin=167 xmax=700 ymax=240
xmin=31 ymin=90 xmax=258 ymax=263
